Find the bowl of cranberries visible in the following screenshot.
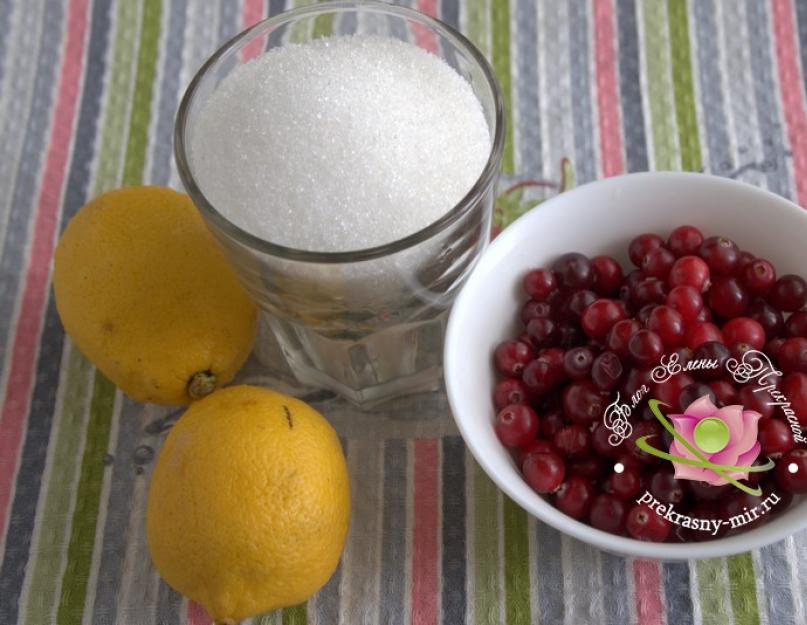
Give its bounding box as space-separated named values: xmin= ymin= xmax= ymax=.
xmin=444 ymin=172 xmax=807 ymax=559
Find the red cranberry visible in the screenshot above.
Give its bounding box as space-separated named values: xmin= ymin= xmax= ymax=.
xmin=554 ymin=476 xmax=595 ymax=520
xmin=591 ymin=351 xmax=624 ymax=391
xmin=746 ymin=299 xmax=785 ymax=340
xmin=592 ymin=423 xmax=625 ymax=458
xmin=622 ymin=367 xmax=653 ymax=399
xmin=775 ymin=448 xmax=807 ymax=493
xmin=564 ymin=289 xmax=598 ymax=320
xmin=494 ymin=340 xmax=535 ymax=377
xmin=553 ymin=424 xmax=591 ymax=458
xmin=562 ymin=380 xmax=608 ymax=424
xmin=699 ymin=236 xmax=740 ymax=276
xmin=604 ymin=464 xmax=642 ymax=499
xmin=581 ymin=299 xmax=627 ymax=340
xmin=666 ymin=285 xmax=704 ymax=321
xmin=552 ymin=253 xmax=595 ymax=290
xmin=541 ymin=410 xmax=566 ymax=438
xmin=589 ymin=494 xmax=628 ymax=535
xmin=689 ymin=480 xmax=732 ymax=501
xmin=647 ymin=305 xmax=685 ymax=347
xmin=679 ymin=382 xmax=718 ymax=410
xmin=628 ymin=329 xmax=664 ymax=366
xmin=648 ymin=468 xmax=689 ymax=505
xmin=721 ymin=317 xmax=766 ymax=351
xmin=736 ymin=250 xmax=756 ymax=273
xmin=767 ymin=338 xmax=786 ymax=362
xmin=642 ymin=247 xmax=676 ymax=280
xmin=629 ymin=233 xmax=664 ymax=267
xmin=518 ymin=439 xmax=557 ymax=466
xmin=778 ymin=337 xmax=807 ymax=374
xmin=695 ymin=306 xmax=713 ymax=322
xmin=569 ymin=456 xmax=606 ymax=481
xmin=606 ymin=319 xmax=641 ymax=358
xmin=759 ymin=418 xmax=795 ymax=457
xmin=652 ymin=373 xmax=695 ymax=412
xmin=523 ymin=451 xmax=566 ymax=494
xmin=523 ymin=268 xmax=557 ymax=301
xmin=781 ymin=373 xmax=807 ymax=425
xmin=693 ymin=341 xmax=731 ymax=380
xmin=526 ymin=317 xmax=559 ymax=349
xmin=495 ymin=404 xmax=539 ymax=447
xmin=669 ymin=255 xmax=711 ymax=292
xmin=563 ymin=347 xmax=594 ymax=380
xmin=737 ymin=385 xmax=774 ymax=419
xmin=667 ymin=225 xmax=704 ymax=257
xmin=522 ymin=357 xmax=558 ymax=396
xmin=684 ymin=321 xmax=724 ymax=350
xmin=685 ymin=503 xmax=729 ymax=541
xmin=626 ymin=504 xmax=672 ymax=542
xmin=740 ymin=258 xmax=777 ymax=295
xmin=591 ymin=255 xmax=624 ymax=296
xmin=632 ymin=278 xmax=669 ymax=306
xmin=636 ymin=303 xmax=656 ymax=327
xmin=494 ymin=378 xmax=530 ymax=410
xmin=538 ymin=347 xmax=566 ymax=376
xmin=670 ymin=346 xmax=694 ymax=367
xmin=627 ymin=420 xmax=663 ymax=465
xmin=709 ymin=380 xmax=739 ymax=406
xmin=769 ymin=275 xmax=807 ymax=312
xmin=709 ymin=276 xmax=749 ymax=318
xmin=521 ymin=300 xmax=552 ymax=324
xmin=720 ymin=491 xmax=766 ymax=530
xmin=786 ymin=311 xmax=807 ymax=338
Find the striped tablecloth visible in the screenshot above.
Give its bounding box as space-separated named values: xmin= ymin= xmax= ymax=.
xmin=2 ymin=1 xmax=807 ymax=624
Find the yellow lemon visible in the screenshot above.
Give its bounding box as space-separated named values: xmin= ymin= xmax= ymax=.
xmin=53 ymin=186 xmax=257 ymax=404
xmin=146 ymin=385 xmax=350 ymax=624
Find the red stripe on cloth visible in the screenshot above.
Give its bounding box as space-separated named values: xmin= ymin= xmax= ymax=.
xmin=414 ymin=0 xmax=439 ymax=53
xmin=771 ymin=0 xmax=807 ymax=206
xmin=241 ymin=0 xmax=266 ymax=62
xmin=633 ymin=559 xmax=663 ymax=625
xmin=187 ymin=600 xmax=211 ymax=625
xmin=411 ymin=438 xmax=439 ymax=625
xmin=593 ymin=0 xmax=625 ymax=177
xmin=0 ymin=0 xmax=90 ymax=548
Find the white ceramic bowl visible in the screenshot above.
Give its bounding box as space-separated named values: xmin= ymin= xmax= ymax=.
xmin=444 ymin=172 xmax=807 ymax=560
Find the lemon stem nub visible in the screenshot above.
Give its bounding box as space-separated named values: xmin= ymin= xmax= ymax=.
xmin=187 ymin=370 xmax=217 ymax=400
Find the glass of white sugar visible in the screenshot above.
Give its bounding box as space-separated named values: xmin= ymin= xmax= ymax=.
xmin=175 ymin=1 xmax=504 ymax=406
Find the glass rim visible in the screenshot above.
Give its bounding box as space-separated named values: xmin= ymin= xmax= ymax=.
xmin=174 ymin=0 xmax=505 ymax=264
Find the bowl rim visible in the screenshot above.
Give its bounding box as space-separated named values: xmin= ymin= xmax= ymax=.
xmin=444 ymin=171 xmax=807 ymax=560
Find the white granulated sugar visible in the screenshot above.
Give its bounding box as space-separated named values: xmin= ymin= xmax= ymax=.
xmin=191 ymin=35 xmax=491 ymax=252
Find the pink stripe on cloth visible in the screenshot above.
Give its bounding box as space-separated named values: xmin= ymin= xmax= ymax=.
xmin=771 ymin=0 xmax=807 ymax=207
xmin=0 ymin=0 xmax=89 ymax=548
xmin=414 ymin=0 xmax=439 ymax=53
xmin=411 ymin=439 xmax=439 ymax=625
xmin=187 ymin=600 xmax=211 ymax=625
xmin=633 ymin=559 xmax=664 ymax=625
xmin=593 ymin=0 xmax=625 ymax=177
xmin=241 ymin=0 xmax=266 ymax=62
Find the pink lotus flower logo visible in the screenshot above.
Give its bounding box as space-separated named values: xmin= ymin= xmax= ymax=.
xmin=636 ymin=398 xmax=775 ymax=496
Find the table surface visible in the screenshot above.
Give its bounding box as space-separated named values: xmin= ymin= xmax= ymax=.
xmin=2 ymin=0 xmax=807 ymax=624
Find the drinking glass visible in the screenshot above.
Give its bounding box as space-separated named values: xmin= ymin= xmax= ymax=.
xmin=175 ymin=0 xmax=504 ymax=406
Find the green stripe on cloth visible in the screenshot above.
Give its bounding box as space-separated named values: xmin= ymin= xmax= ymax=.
xmin=696 ymin=558 xmax=729 ymax=625
xmin=641 ymin=0 xmax=678 ymax=170
xmin=22 ymin=347 xmax=92 ymax=625
xmin=503 ymin=496 xmax=530 ymax=625
xmin=666 ymin=0 xmax=702 ymax=172
xmin=55 ymin=374 xmax=116 ymax=625
xmin=466 ymin=0 xmax=489 ymax=58
xmin=282 ymin=603 xmax=307 ymax=625
xmin=122 ymin=0 xmax=162 ymax=187
xmin=491 ymin=0 xmax=514 ymax=173
xmin=474 ymin=461 xmax=500 ymax=625
xmin=728 ymin=553 xmax=761 ymax=625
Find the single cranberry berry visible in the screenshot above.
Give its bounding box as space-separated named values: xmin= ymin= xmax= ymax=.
xmin=759 ymin=418 xmax=795 ymax=457
xmin=631 ymin=277 xmax=669 ymax=306
xmin=526 ymin=317 xmax=559 ymax=349
xmin=606 ymin=318 xmax=641 ymax=358
xmin=553 ymin=424 xmax=592 ymax=458
xmin=629 ymin=233 xmax=665 ymax=267
xmin=652 ymin=373 xmax=695 ymax=412
xmin=494 ymin=404 xmax=539 ymax=447
xmin=581 ymin=298 xmax=627 ymax=340
xmin=678 ymin=382 xmax=718 ymax=410
xmin=709 ymin=276 xmax=749 ymax=319
xmin=745 ymin=299 xmax=785 ymax=340
xmin=628 ymin=420 xmax=663 ymax=465
xmin=494 ymin=340 xmax=535 ymax=377
xmin=699 ymin=236 xmax=740 ymax=276
xmin=622 ymin=367 xmax=653 ymax=399
xmin=554 ymin=476 xmax=595 ymax=520
xmin=775 ymin=448 xmax=807 ymax=493
xmin=778 ymin=337 xmax=807 ymax=374
xmin=494 ymin=378 xmax=530 ymax=410
xmin=692 ymin=341 xmax=731 ymax=380
xmin=767 ymin=338 xmax=786 ymax=363
xmin=518 ymin=439 xmax=557 ymax=467
xmin=521 ymin=300 xmax=552 ymax=324
xmin=626 ymin=504 xmax=672 ymax=541
xmin=635 ymin=304 xmax=655 ymax=328
xmin=667 ymin=225 xmax=704 ymax=257
xmin=591 ymin=351 xmax=625 ymax=391
xmin=669 ymin=255 xmax=711 ymax=292
xmin=523 ymin=268 xmax=557 ymax=301
xmin=642 ymin=247 xmax=676 ymax=280
xmin=740 ymin=258 xmax=777 ymax=295
xmin=666 ymin=285 xmax=704 ymax=321
xmin=647 ymin=305 xmax=685 ymax=347
xmin=721 ymin=317 xmax=766 ymax=351
xmin=565 ymin=289 xmax=598 ymax=320
xmin=736 ymin=250 xmax=756 ymax=273
xmin=589 ymin=494 xmax=628 ymax=535
xmin=563 ymin=347 xmax=594 ymax=380
xmin=591 ymin=255 xmax=624 ymax=296
xmin=592 ymin=423 xmax=625 ymax=458
xmin=689 ymin=480 xmax=732 ymax=501
xmin=523 ymin=451 xmax=566 ymax=494
xmin=786 ymin=311 xmax=807 ymax=338
xmin=684 ymin=321 xmax=724 ymax=350
xmin=769 ymin=275 xmax=807 ymax=312
xmin=781 ymin=373 xmax=807 ymax=426
xmin=709 ymin=380 xmax=739 ymax=406
xmin=522 ymin=358 xmax=557 ymax=397
xmin=628 ymin=329 xmax=664 ymax=367
xmin=538 ymin=347 xmax=566 ymax=378
xmin=737 ymin=385 xmax=774 ymax=419
xmin=604 ymin=465 xmax=642 ymax=499
xmin=649 ymin=468 xmax=689 ymax=505
xmin=569 ymin=456 xmax=606 ymax=481
xmin=562 ymin=380 xmax=608 ymax=424
xmin=552 ymin=253 xmax=595 ymax=290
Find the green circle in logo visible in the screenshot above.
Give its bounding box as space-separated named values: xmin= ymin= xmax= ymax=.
xmin=693 ymin=417 xmax=731 ymax=453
